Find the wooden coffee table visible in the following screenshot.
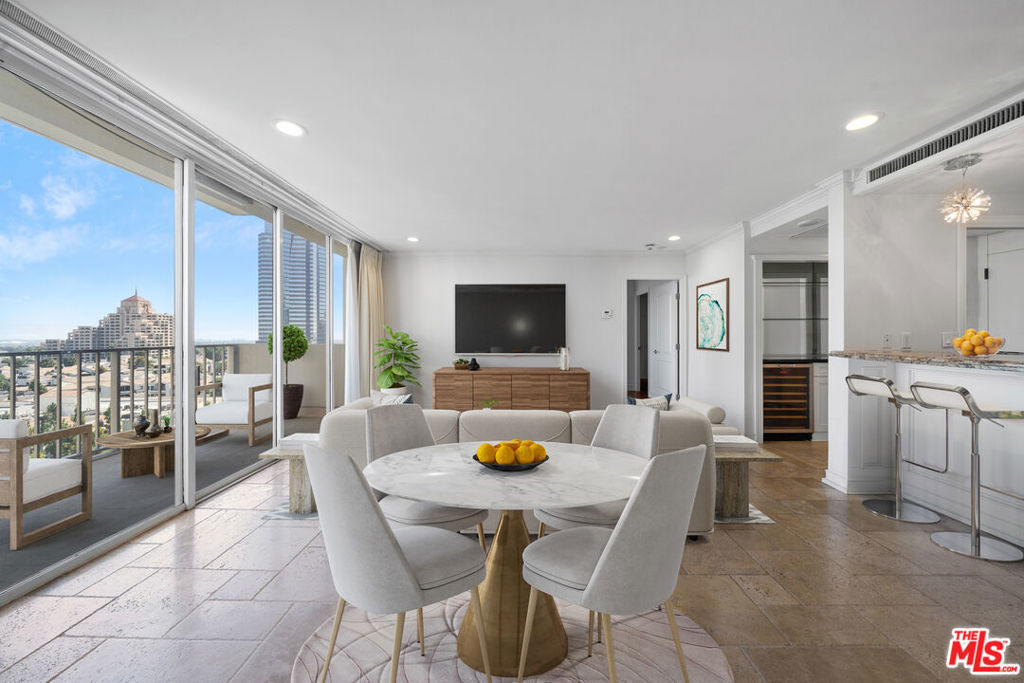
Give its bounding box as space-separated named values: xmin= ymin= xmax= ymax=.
xmin=715 ymin=446 xmax=782 ymax=520
xmin=99 ymin=426 xmax=211 ymax=478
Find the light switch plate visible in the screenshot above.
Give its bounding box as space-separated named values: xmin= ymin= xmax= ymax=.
xmin=900 ymin=332 xmax=912 ymax=350
xmin=881 ymin=334 xmax=894 ymax=349
xmin=601 ymin=309 xmax=613 ymax=319
xmin=942 ymin=331 xmax=956 ymax=348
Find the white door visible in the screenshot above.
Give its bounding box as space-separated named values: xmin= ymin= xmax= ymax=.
xmin=987 ymin=237 xmax=1024 ymax=353
xmin=647 ymin=281 xmax=678 ymax=399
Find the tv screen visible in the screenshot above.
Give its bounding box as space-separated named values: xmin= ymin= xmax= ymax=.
xmin=455 ymin=284 xmax=566 ymax=354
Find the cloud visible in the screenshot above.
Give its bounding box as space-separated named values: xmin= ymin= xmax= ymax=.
xmin=19 ymin=194 xmax=36 ymax=216
xmin=0 ymin=225 xmax=85 ymax=270
xmin=41 ymin=174 xmax=95 ymax=220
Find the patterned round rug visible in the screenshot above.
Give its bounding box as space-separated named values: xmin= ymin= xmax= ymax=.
xmin=292 ymin=595 xmax=733 ymax=682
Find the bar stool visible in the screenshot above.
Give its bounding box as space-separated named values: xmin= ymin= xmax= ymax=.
xmin=846 ymin=375 xmax=940 ymax=523
xmin=910 ymin=382 xmax=1024 ymax=562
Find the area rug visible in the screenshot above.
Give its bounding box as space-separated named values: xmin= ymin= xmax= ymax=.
xmin=292 ymin=595 xmax=733 ymax=682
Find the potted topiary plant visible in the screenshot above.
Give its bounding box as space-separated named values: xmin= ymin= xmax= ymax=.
xmin=375 ymin=325 xmax=421 ymax=395
xmin=268 ymin=324 xmax=309 ymax=419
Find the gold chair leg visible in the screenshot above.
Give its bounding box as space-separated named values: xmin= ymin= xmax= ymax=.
xmin=477 ymin=523 xmax=487 ymax=553
xmin=320 ymin=597 xmax=346 ymax=683
xmin=597 ymin=612 xmax=603 ymax=643
xmin=537 ymin=522 xmax=546 ymax=539
xmin=665 ymin=603 xmax=691 ymax=683
xmin=417 ymin=607 xmax=425 ymax=656
xmin=587 ymin=610 xmax=595 ymax=656
xmin=470 ymin=586 xmax=493 ymax=683
xmin=601 ymin=613 xmax=617 ymax=683
xmin=390 ymin=612 xmax=406 ymax=683
xmin=516 ymin=586 xmax=540 ymax=683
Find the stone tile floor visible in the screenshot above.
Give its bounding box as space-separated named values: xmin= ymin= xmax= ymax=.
xmin=0 ymin=441 xmax=1020 ymax=681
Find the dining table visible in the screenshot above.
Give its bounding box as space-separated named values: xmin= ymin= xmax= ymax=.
xmin=362 ymin=440 xmax=647 ymax=678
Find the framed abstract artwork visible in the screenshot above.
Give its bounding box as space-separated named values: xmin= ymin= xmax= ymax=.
xmin=696 ymin=277 xmax=729 ymax=351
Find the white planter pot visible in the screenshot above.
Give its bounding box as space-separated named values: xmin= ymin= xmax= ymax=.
xmin=380 ymin=386 xmax=410 ymax=396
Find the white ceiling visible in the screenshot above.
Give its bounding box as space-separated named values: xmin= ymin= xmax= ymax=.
xmin=18 ymin=1 xmax=1024 ymax=252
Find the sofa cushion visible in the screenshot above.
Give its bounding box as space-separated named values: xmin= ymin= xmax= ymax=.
xmin=371 ymin=391 xmax=414 ymax=406
xmin=627 ymin=394 xmax=671 ymax=410
xmin=196 ymin=400 xmax=272 ymax=425
xmin=458 ymin=410 xmax=571 ymax=443
xmin=673 ymin=397 xmax=726 ymax=425
xmin=222 ymin=374 xmax=272 ymax=403
xmin=23 ymin=458 xmax=82 ymax=503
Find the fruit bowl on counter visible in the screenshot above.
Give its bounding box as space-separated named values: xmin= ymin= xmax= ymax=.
xmin=953 ymin=329 xmax=1006 ymax=358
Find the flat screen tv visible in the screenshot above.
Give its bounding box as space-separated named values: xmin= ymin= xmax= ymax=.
xmin=455 ymin=284 xmax=566 ymax=354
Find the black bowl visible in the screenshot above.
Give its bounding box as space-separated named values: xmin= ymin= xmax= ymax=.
xmin=473 ymin=454 xmax=549 ymax=472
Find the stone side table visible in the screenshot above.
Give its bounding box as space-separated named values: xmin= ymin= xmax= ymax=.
xmin=259 ymin=444 xmax=316 ymax=514
xmin=715 ymin=447 xmax=782 ymax=521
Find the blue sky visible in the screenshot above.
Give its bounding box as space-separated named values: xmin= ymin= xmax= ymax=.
xmin=0 ymin=119 xmax=342 ymax=344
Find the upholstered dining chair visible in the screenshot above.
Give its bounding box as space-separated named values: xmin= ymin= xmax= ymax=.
xmin=517 ymin=446 xmax=706 ymax=683
xmin=534 ymin=404 xmax=660 ymax=537
xmin=303 ymin=444 xmax=492 ymax=683
xmin=366 ymin=403 xmax=490 ymax=653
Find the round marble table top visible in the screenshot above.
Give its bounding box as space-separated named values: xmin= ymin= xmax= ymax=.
xmin=362 ymin=442 xmax=648 ymax=511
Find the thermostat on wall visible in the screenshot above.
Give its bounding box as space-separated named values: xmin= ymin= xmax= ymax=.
xmin=601 ymin=309 xmax=613 ymax=319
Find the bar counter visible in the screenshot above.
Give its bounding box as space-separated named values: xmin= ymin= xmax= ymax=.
xmin=831 ymin=348 xmax=1024 ymax=373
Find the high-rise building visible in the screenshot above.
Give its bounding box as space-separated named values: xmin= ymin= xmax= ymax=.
xmin=257 ymin=227 xmax=327 ymax=343
xmin=44 ymin=292 xmax=174 ymax=350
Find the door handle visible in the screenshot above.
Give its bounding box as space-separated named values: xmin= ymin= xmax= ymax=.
xmin=653 ymin=349 xmax=659 ymax=354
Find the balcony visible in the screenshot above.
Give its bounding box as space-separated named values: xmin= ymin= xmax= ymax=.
xmin=0 ymin=344 xmax=325 ymax=595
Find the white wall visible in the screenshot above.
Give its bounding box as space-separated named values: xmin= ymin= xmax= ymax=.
xmin=685 ymin=229 xmax=747 ymax=434
xmin=381 ymin=252 xmax=685 ymax=408
xmin=842 ymin=192 xmax=959 ymax=350
xmin=236 ymin=343 xmax=342 ymax=414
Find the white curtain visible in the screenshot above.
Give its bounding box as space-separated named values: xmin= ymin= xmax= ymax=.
xmin=344 ymin=241 xmax=361 ymax=404
xmin=358 ymin=244 xmax=385 ymax=397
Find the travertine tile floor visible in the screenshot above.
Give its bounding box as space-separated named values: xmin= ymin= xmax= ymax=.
xmin=0 ymin=441 xmax=1020 ymax=682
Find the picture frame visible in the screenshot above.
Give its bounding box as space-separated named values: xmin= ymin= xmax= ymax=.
xmin=696 ymin=277 xmax=729 ymax=351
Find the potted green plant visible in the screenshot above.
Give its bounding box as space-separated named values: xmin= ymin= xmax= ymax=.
xmin=453 ymin=358 xmax=470 ymax=370
xmin=375 ymin=326 xmax=421 ymax=395
xmin=268 ymin=324 xmax=309 ymax=419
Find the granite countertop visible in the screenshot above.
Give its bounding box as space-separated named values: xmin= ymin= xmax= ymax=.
xmin=830 ymin=349 xmax=1024 ymax=373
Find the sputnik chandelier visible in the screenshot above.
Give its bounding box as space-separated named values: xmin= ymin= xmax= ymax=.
xmin=940 ymin=153 xmax=990 ymax=225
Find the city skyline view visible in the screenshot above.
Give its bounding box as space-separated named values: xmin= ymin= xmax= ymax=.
xmin=0 ymin=119 xmax=341 ymax=347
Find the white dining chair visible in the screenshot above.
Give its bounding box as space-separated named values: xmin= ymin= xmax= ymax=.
xmin=303 ymin=444 xmax=492 ymax=683
xmin=534 ymin=404 xmax=660 ymax=536
xmin=366 ymin=403 xmax=490 ymax=652
xmin=517 ymin=445 xmax=706 ymax=683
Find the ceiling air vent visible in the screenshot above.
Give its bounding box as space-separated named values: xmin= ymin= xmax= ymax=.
xmin=867 ymin=98 xmax=1024 ymax=183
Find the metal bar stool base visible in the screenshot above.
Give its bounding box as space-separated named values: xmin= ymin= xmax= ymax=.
xmin=862 ymin=498 xmax=940 ymax=524
xmin=931 ymin=531 xmax=1024 ymax=563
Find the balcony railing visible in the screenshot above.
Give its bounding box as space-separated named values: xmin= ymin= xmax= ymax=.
xmin=0 ymin=344 xmax=235 ymax=456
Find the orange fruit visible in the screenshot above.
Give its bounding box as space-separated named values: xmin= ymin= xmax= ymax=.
xmin=495 ymin=445 xmax=516 ymax=465
xmin=515 ymin=443 xmax=534 ymax=465
xmin=476 ymin=443 xmax=496 ymax=463
xmin=975 ymin=345 xmax=989 ymax=355
xmin=530 ymin=443 xmax=547 ymax=462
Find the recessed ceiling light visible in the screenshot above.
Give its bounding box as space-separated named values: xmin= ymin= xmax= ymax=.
xmin=274 ymin=119 xmax=307 ymax=137
xmin=844 ymin=113 xmax=881 ymax=131
xmin=406 ymin=236 xmax=420 ymax=243
xmin=668 ymin=235 xmax=681 ymax=241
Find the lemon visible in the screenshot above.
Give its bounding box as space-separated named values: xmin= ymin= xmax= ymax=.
xmin=495 ymin=445 xmax=516 ymax=466
xmin=477 ymin=443 xmax=496 ymax=463
xmin=531 ymin=443 xmax=547 ymax=462
xmin=970 ymin=334 xmax=984 ymax=347
xmin=953 ymin=337 xmax=963 ymax=349
xmin=993 ymin=337 xmax=1005 ymax=348
xmin=975 ymin=345 xmax=989 ymax=355
xmin=979 ymin=330 xmax=990 ymax=338
xmin=515 ymin=443 xmax=534 ymax=465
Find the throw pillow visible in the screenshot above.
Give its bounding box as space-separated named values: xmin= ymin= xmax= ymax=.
xmin=626 ymin=394 xmax=672 ymax=410
xmin=370 ymin=391 xmax=414 ymax=406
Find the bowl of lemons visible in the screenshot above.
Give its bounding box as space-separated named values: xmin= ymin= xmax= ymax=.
xmin=474 ymin=439 xmax=548 ymax=471
xmin=953 ymin=329 xmax=1006 ymax=358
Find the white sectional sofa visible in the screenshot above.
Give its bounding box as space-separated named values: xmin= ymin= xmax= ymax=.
xmin=318 ymin=399 xmax=719 ymax=536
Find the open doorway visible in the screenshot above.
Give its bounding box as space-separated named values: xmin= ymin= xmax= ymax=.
xmin=627 ymin=280 xmax=679 ymax=400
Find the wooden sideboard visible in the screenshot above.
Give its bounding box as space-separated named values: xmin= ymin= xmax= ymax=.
xmin=433 ymin=367 xmax=590 ymax=412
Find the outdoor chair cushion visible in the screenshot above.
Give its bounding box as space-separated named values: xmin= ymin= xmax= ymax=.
xmin=23 ymin=458 xmax=82 ymax=503
xmin=195 ymin=400 xmax=272 ymax=425
xmin=221 ymin=374 xmax=271 ymax=403
xmin=0 ymin=419 xmax=31 ymax=476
